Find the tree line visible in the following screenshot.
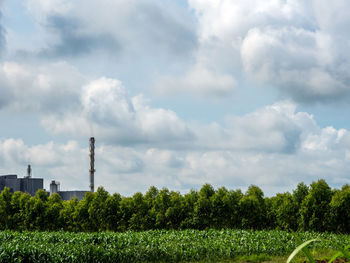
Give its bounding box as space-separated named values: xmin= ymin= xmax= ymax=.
xmin=0 ymin=179 xmax=349 ymax=233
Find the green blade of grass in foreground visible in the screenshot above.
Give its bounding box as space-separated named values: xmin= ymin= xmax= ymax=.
xmin=324 ymin=240 xmax=350 ymax=262
xmin=286 ymin=238 xmax=319 ymax=263
xmin=327 ymin=251 xmax=343 ymax=263
xmin=338 ymin=244 xmax=350 ymax=260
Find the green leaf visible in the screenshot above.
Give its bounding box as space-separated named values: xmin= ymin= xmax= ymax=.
xmin=338 ymin=247 xmax=350 ymax=260
xmin=328 ymin=251 xmax=342 ymax=263
xmin=331 ymin=242 xmax=350 ymax=260
xmin=286 ymin=239 xmax=319 ymax=263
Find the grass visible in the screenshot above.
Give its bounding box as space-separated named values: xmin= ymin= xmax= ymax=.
xmin=286 ymin=238 xmax=350 ymax=263
xmin=187 ymin=249 xmax=342 ymax=262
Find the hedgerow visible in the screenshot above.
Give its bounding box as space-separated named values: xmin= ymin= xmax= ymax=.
xmin=0 ymin=179 xmax=349 ymax=233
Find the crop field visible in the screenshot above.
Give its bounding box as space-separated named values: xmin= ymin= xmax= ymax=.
xmin=0 ymin=230 xmax=350 ymax=263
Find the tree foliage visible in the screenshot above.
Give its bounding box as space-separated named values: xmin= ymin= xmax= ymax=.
xmin=329 ymin=184 xmax=350 ymax=233
xmin=0 ymin=180 xmax=346 ymax=233
xmin=300 ymin=179 xmax=333 ymax=232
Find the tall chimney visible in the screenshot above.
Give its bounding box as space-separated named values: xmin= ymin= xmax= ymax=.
xmin=89 ymin=137 xmax=95 ymax=192
xmin=27 ymin=164 xmax=32 ymax=178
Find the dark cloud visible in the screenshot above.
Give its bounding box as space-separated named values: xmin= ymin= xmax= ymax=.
xmin=35 ymin=0 xmax=197 ymax=60
xmin=40 ymin=15 xmax=120 ymax=57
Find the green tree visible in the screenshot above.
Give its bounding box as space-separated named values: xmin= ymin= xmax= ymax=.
xmin=104 ymin=193 xmax=122 ymax=231
xmin=144 ymin=186 xmax=158 ymax=228
xmin=264 ymin=197 xmax=276 ymax=229
xmin=10 ymin=191 xmax=25 ymax=230
xmin=129 ymin=192 xmax=149 ymax=230
xmin=74 ymin=192 xmax=94 ymax=231
xmin=210 ymin=187 xmax=243 ymax=229
xmin=180 ymin=189 xmax=198 ymax=229
xmin=0 ymin=187 xmax=13 ymax=229
xmin=300 ymin=179 xmax=333 ymax=232
xmin=88 ymin=187 xmax=109 ymax=231
xmin=211 ymin=187 xmax=230 ymax=228
xmin=293 ymin=182 xmax=309 ymax=228
xmin=19 ymin=192 xmax=32 ymax=230
xmin=154 ymin=188 xmax=171 ymax=229
xmin=193 ymin=184 xmax=215 ymax=229
xmin=225 ymin=189 xmax=243 ymax=228
xmin=45 ymin=193 xmax=63 ymax=230
xmin=271 ymin=193 xmax=298 ymax=231
xmin=165 ymin=191 xmax=185 ymax=229
xmin=59 ymin=197 xmax=79 ymax=231
xmin=293 ymin=182 xmax=309 ymax=207
xmin=29 ymin=189 xmax=49 ymax=230
xmin=119 ymin=197 xmax=133 ymax=231
xmin=239 ymin=185 xmax=265 ymax=229
xmin=329 ymin=184 xmax=350 ymax=233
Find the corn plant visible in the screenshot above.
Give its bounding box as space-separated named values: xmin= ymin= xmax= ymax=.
xmin=286 ymin=238 xmax=350 ymax=263
xmin=1 ymin=230 xmax=350 ymax=262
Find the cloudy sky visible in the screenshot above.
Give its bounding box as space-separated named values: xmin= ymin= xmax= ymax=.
xmin=1 ymin=0 xmax=350 ymax=196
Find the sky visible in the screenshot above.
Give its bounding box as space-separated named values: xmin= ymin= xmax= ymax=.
xmin=1 ymin=0 xmax=350 ymax=196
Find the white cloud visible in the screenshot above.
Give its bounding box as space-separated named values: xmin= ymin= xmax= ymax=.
xmin=22 ymin=0 xmax=239 ymax=98
xmin=240 ymin=27 xmax=347 ymax=101
xmin=1 ymin=92 xmax=350 ymax=195
xmin=38 ymin=72 xmax=345 ymax=159
xmin=25 ymin=0 xmax=72 ymax=20
xmin=190 ymin=0 xmax=313 ymax=42
xmin=42 ymin=77 xmax=194 ymax=145
xmin=3 ymin=0 xmax=350 ymax=196
xmin=0 ymin=61 xmax=85 ymax=111
xmin=188 ymin=0 xmax=350 ymax=103
xmin=7 ymin=0 xmax=350 ymax=101
xmin=191 ymin=101 xmax=310 ymax=153
xmin=2 ymin=106 xmax=350 ymax=196
xmin=155 ymin=63 xmax=236 ymax=97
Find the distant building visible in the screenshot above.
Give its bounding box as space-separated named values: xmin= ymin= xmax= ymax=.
xmin=2 ymin=156 xmax=91 ymax=201
xmin=0 ymin=174 xmax=44 ymax=196
xmin=50 ymin=180 xmax=87 ymax=201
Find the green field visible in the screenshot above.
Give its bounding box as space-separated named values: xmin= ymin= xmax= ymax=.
xmin=0 ymin=229 xmax=349 ymax=262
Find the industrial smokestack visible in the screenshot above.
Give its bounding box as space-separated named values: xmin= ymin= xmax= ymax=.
xmin=27 ymin=164 xmax=32 ymax=178
xmin=89 ymin=137 xmax=95 ymax=192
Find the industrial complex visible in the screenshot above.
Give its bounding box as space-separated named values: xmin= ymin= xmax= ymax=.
xmin=0 ymin=137 xmax=96 ymax=201
xmin=0 ymin=165 xmax=43 ymax=196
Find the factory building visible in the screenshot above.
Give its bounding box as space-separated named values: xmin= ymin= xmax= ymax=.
xmin=0 ymin=137 xmax=96 ymax=201
xmin=49 ymin=180 xmax=87 ymax=201
xmin=0 ymin=167 xmax=44 ymax=196
xmin=0 ymin=174 xmax=87 ymax=200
